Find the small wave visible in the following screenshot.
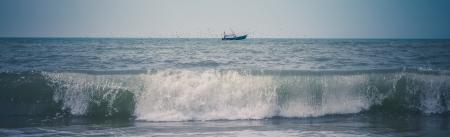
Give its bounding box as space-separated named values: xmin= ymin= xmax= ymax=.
xmin=0 ymin=69 xmax=449 ymax=121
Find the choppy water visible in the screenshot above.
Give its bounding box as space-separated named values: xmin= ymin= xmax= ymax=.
xmin=1 ymin=38 xmax=450 ymax=71
xmin=1 ymin=38 xmax=450 ymax=136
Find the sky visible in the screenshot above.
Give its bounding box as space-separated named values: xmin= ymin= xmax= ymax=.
xmin=0 ymin=0 xmax=449 ymax=38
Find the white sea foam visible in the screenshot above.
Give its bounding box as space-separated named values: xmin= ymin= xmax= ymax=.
xmin=135 ymin=130 xmax=367 ymax=137
xmin=276 ymin=75 xmax=371 ymax=117
xmin=135 ymin=70 xmax=277 ymax=121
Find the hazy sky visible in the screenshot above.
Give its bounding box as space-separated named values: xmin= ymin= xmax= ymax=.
xmin=1 ymin=0 xmax=449 ymax=38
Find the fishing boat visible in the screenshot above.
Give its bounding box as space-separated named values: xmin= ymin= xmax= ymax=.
xmin=222 ymin=31 xmax=247 ymax=40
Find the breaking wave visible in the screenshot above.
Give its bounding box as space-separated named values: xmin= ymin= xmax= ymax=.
xmin=0 ymin=69 xmax=449 ymax=121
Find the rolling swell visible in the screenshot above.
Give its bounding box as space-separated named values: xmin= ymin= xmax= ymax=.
xmin=0 ymin=69 xmax=449 ymax=121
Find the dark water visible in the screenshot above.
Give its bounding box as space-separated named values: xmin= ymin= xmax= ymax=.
xmin=0 ymin=38 xmax=450 ymax=136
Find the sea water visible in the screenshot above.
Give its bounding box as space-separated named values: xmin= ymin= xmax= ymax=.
xmin=0 ymin=38 xmax=449 ymax=136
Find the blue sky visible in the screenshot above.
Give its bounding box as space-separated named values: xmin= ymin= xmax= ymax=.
xmin=0 ymin=0 xmax=449 ymax=38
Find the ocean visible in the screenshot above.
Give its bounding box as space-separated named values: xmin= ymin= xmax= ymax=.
xmin=0 ymin=38 xmax=449 ymax=136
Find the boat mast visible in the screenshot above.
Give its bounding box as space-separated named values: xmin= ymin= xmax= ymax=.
xmin=229 ymin=28 xmax=236 ymax=36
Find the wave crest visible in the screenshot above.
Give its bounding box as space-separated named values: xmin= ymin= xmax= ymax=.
xmin=1 ymin=69 xmax=449 ymax=121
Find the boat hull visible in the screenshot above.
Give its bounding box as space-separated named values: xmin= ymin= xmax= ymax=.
xmin=222 ymin=35 xmax=247 ymax=40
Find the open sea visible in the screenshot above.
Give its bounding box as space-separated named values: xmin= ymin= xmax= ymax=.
xmin=1 ymin=38 xmax=450 ymax=137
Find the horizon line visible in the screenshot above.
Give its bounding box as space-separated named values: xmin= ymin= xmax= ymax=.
xmin=1 ymin=36 xmax=449 ymax=40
